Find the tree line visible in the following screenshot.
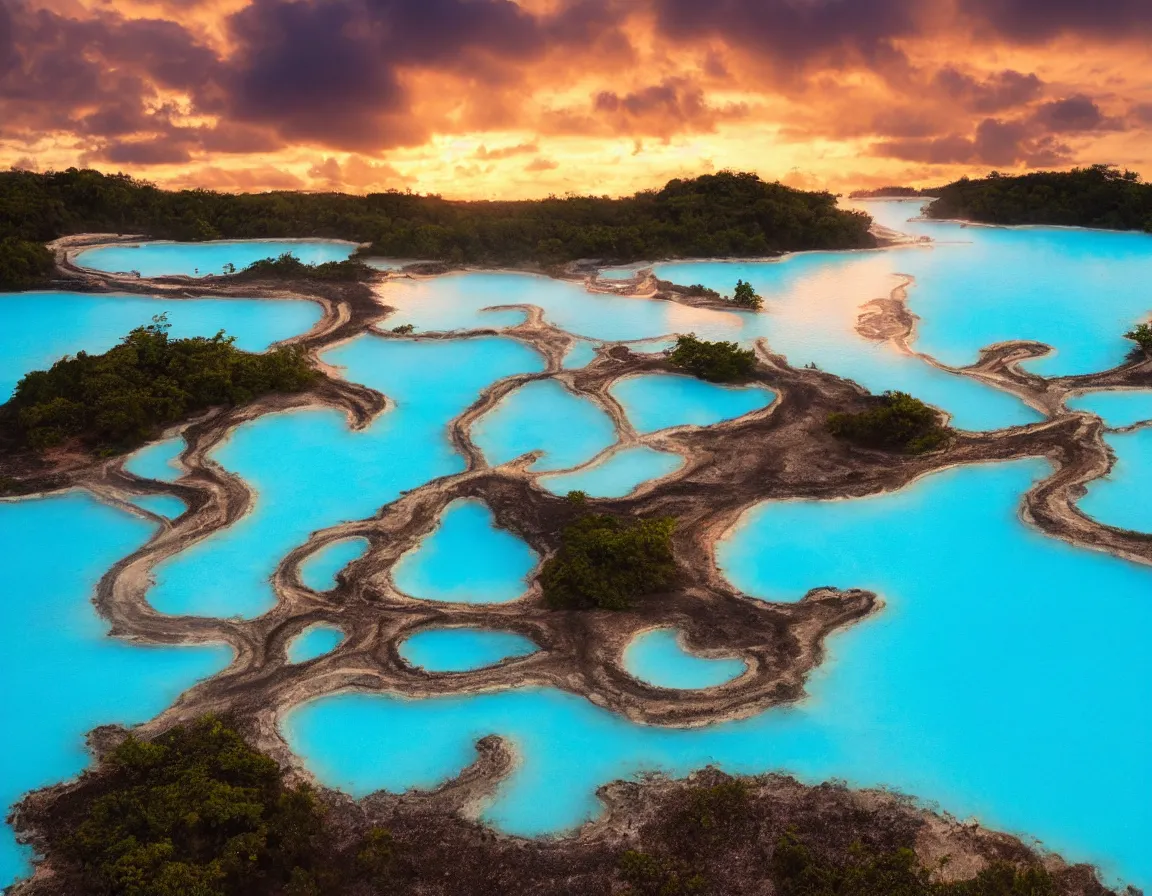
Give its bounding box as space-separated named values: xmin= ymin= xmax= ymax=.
xmin=0 ymin=167 xmax=876 ymax=289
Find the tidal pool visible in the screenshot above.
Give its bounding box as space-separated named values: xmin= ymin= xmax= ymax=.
xmin=74 ymin=239 xmax=356 ymax=278
xmin=124 ymin=436 xmax=184 ymax=482
xmin=611 ymin=374 xmax=775 ymax=433
xmin=146 ymin=336 xmax=544 ymax=618
xmin=1066 ymin=390 xmax=1152 ymax=428
xmin=473 ymin=379 xmax=617 ymax=471
xmin=538 ymin=446 xmax=684 ymax=498
xmin=0 ymin=492 xmax=231 ymax=887
xmin=299 ymin=537 xmax=370 ymax=592
xmin=398 ymin=628 xmax=538 ymax=672
xmin=284 ymin=460 xmax=1152 ymax=891
xmin=1077 ymin=429 xmax=1152 ymax=534
xmin=561 ymin=340 xmax=599 ymax=369
xmin=622 ymin=628 xmax=746 ymax=689
xmin=392 ymin=499 xmax=538 ymax=604
xmin=287 ymin=625 xmax=346 ymax=663
xmin=0 ymin=292 xmax=322 ymax=400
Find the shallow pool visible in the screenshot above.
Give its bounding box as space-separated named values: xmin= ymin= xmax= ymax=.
xmin=287 ymin=625 xmax=346 ymax=663
xmin=74 ymin=239 xmax=356 ymax=278
xmin=611 ymin=374 xmax=775 ymax=434
xmin=538 ymin=446 xmax=684 ymax=498
xmin=398 ymin=628 xmax=538 ymax=672
xmin=622 ymin=627 xmax=746 ymax=689
xmin=299 ymin=538 xmax=370 ymax=592
xmin=1077 ymin=429 xmax=1152 ymax=534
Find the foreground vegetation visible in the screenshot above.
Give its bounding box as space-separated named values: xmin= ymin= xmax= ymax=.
xmin=3 ymin=316 xmax=317 ymax=452
xmin=19 ymin=716 xmax=1105 ymax=896
xmin=541 ymin=513 xmax=677 ymax=610
xmin=0 ymin=168 xmax=875 ymax=290
xmin=230 ymin=253 xmax=374 ymax=282
xmin=0 ymin=236 xmax=55 ymax=289
xmin=668 ymin=334 xmax=756 ymax=382
xmin=1125 ymin=322 xmax=1152 ymax=355
xmin=926 ymin=165 xmax=1152 ymax=231
xmin=827 ymin=391 xmax=951 ymax=453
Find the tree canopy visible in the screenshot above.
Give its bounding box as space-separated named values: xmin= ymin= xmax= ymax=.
xmin=541 ymin=513 xmax=677 ymax=610
xmin=668 ymin=334 xmax=756 ymax=382
xmin=827 ymin=391 xmax=950 ymax=454
xmin=729 ymin=279 xmax=763 ymax=310
xmin=0 ymin=168 xmax=875 ymax=289
xmin=232 ymin=253 xmax=373 ymax=282
xmin=4 ymin=315 xmax=317 ymax=452
xmin=0 ymin=236 xmax=55 ymax=289
xmin=926 ymin=165 xmax=1152 ymax=231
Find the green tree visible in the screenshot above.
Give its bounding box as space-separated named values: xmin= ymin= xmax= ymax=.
xmin=1124 ymin=322 xmax=1152 ymax=353
xmin=668 ymin=333 xmax=756 ymax=382
xmin=729 ymin=279 xmax=763 ymax=310
xmin=827 ymin=391 xmax=950 ymax=454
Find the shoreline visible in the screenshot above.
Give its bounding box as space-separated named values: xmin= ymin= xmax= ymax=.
xmin=3 ymin=232 xmax=1151 ymax=893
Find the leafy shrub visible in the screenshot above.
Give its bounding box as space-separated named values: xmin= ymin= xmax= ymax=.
xmin=541 ymin=513 xmax=677 ymax=610
xmin=1125 ymin=322 xmax=1152 ymax=353
xmin=233 ymin=253 xmax=373 ymax=281
xmin=683 ymin=284 xmax=722 ymax=299
xmin=669 ymin=333 xmax=756 ymax=382
xmin=729 ymin=279 xmax=763 ymax=310
xmin=0 ymin=236 xmax=54 ymax=289
xmin=827 ymin=391 xmax=950 ymax=454
xmin=5 ymin=315 xmax=318 ymax=451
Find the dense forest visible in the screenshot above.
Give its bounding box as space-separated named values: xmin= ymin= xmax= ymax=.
xmin=19 ymin=713 xmax=1085 ymax=896
xmin=0 ymin=168 xmax=875 ymax=289
xmin=3 ymin=316 xmax=317 ymax=452
xmin=926 ymin=165 xmax=1152 ymax=231
xmin=848 ymin=187 xmax=939 ymax=199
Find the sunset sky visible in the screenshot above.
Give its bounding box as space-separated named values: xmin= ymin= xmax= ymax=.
xmin=2 ymin=0 xmax=1150 ymax=198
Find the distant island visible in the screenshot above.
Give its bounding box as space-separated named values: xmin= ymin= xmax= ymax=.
xmin=0 ymin=169 xmax=875 ymax=290
xmin=848 ymin=186 xmax=939 ymax=199
xmin=926 ymin=165 xmax=1152 ymax=231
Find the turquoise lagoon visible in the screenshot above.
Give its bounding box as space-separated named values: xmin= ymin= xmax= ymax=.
xmin=538 ymin=446 xmax=684 ymax=498
xmin=398 ymin=628 xmax=538 ymax=672
xmin=0 ymin=493 xmax=231 ymax=886
xmin=611 ymin=374 xmax=774 ymax=434
xmin=74 ymin=239 xmax=355 ymax=278
xmin=472 ymin=379 xmax=617 ymax=472
xmin=124 ymin=436 xmax=185 ymax=482
xmin=623 ymin=628 xmax=746 ymax=689
xmin=146 ymin=336 xmax=544 ymax=618
xmin=284 ymin=461 xmax=1152 ymax=891
xmin=1067 ymin=390 xmax=1152 ymax=429
xmin=127 ymin=493 xmax=186 ymax=519
xmin=392 ymin=499 xmax=538 ymax=604
xmin=1077 ymin=428 xmax=1152 ymax=534
xmin=299 ymin=537 xmax=370 ymax=592
xmin=0 ymin=291 xmax=321 ymax=400
xmin=287 ymin=625 xmax=346 ymax=664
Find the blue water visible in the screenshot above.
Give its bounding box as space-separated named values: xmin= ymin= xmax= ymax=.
xmin=74 ymin=240 xmax=356 ymax=278
xmin=611 ymin=374 xmax=775 ymax=434
xmin=399 ymin=628 xmax=538 ymax=672
xmin=623 ymin=628 xmax=746 ymax=689
xmin=1077 ymin=429 xmax=1152 ymax=534
xmin=284 ymin=461 xmax=1152 ymax=891
xmin=851 ymin=199 xmax=1152 ymax=376
xmin=299 ymin=537 xmax=370 ymax=592
xmin=0 ymin=292 xmax=322 ymax=401
xmin=1067 ymin=391 xmax=1152 ymax=428
xmin=287 ymin=625 xmax=346 ymax=663
xmin=0 ymin=492 xmax=231 ymax=886
xmin=146 ymin=337 xmax=544 ymax=618
xmin=473 ymin=379 xmax=617 ymax=472
xmin=124 ymin=436 xmax=184 ymax=482
xmin=127 ymin=494 xmax=186 ymax=519
xmin=562 ymin=340 xmax=599 ymax=369
xmin=539 ymin=446 xmax=684 ymax=498
xmin=598 ymin=266 xmax=647 ymax=280
xmin=392 ymin=499 xmax=538 ymax=604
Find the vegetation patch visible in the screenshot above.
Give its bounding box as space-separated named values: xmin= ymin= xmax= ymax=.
xmin=229 ymin=253 xmax=374 ymax=281
xmin=0 ymin=236 xmax=54 ymax=290
xmin=669 ymin=333 xmax=756 ymax=382
xmin=0 ymin=169 xmax=874 ymax=274
xmin=827 ymin=391 xmax=950 ymax=454
xmin=926 ymin=165 xmax=1152 ymax=232
xmin=3 ymin=316 xmax=317 ymax=452
xmin=728 ymin=279 xmax=763 ymax=310
xmin=541 ymin=513 xmax=677 ymax=610
xmin=1124 ymin=322 xmax=1152 ymax=355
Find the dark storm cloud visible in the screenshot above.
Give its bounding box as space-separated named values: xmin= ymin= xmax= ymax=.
xmin=955 ymin=0 xmax=1152 ymax=41
xmin=876 ymin=117 xmax=1073 ymax=167
xmin=1031 ymin=95 xmax=1124 ymax=133
xmin=932 ymin=67 xmax=1043 ymax=113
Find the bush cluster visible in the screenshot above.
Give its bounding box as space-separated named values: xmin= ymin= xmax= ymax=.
xmin=668 ymin=333 xmax=756 ymax=382
xmin=541 ymin=513 xmax=677 ymax=610
xmin=0 ymin=168 xmax=875 ymax=283
xmin=926 ymin=165 xmax=1152 ymax=232
xmin=4 ymin=315 xmax=317 ymax=452
xmin=0 ymin=236 xmax=55 ymax=289
xmin=827 ymin=391 xmax=950 ymax=454
xmin=231 ymin=253 xmax=374 ymax=281
xmin=1124 ymin=322 xmax=1152 ymax=354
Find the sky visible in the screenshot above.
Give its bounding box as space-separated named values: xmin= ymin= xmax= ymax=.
xmin=2 ymin=0 xmax=1150 ymax=199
